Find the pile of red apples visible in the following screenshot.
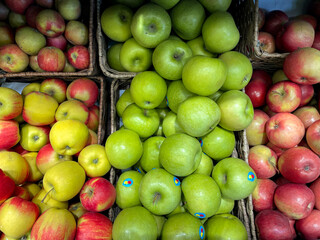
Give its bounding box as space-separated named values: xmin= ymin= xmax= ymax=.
xmin=257 ymin=0 xmax=320 ymax=54
xmin=0 ymin=0 xmax=90 ymax=73
xmin=245 ymin=45 xmax=320 ymax=239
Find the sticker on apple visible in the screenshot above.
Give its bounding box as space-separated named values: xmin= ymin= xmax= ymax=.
xmin=122 ymin=178 xmax=133 ymax=187
xmin=194 ymin=212 xmax=206 ymax=219
xmin=173 ymin=177 xmax=180 ymax=186
xmin=247 ymin=171 xmax=256 ymax=182
xmin=199 ymin=226 xmax=205 ymax=239
xmin=198 ymin=137 xmax=203 ymax=147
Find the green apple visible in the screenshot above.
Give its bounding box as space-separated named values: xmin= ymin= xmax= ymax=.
xmin=215 ymin=197 xmax=235 ymax=214
xmin=166 ymin=80 xmax=195 ymax=113
xmin=105 ymin=129 xmax=143 ymax=169
xmin=194 ymin=152 xmax=214 ymax=176
xmin=122 ymin=103 xmax=160 ymax=138
xmin=116 ymin=88 xmax=134 ymax=117
xmin=161 ymin=212 xmax=205 ymax=240
xmin=198 ymin=0 xmax=232 ymax=12
xmin=130 ymin=3 xmax=171 ymax=48
xmin=204 ymin=213 xmax=248 ymax=240
xmin=202 ymin=11 xmax=240 ymax=54
xmin=8 ymin=12 xmax=26 ymax=29
xmin=120 ymin=38 xmax=153 ymax=72
xmin=212 ymin=157 xmax=257 ymax=200
xmin=42 ymin=160 xmax=86 ymax=202
xmin=100 ymin=4 xmax=132 ymax=42
xmin=20 ymin=124 xmax=49 ymax=152
xmin=113 ymin=0 xmax=145 ymax=8
xmin=152 ymin=39 xmax=193 ymax=80
xmin=112 ymin=206 xmax=158 ymax=240
xmin=116 ymin=170 xmax=143 ymax=209
xmin=156 ymin=96 xmax=168 ymax=109
xmin=272 ymin=69 xmax=289 ymax=83
xmin=182 ymin=55 xmax=227 ymax=96
xmin=170 ymin=0 xmax=206 ymax=40
xmin=200 ymin=125 xmax=235 ymax=161
xmin=130 ymin=71 xmax=167 ymax=109
xmin=216 ymin=90 xmax=254 ymax=131
xmin=151 ymin=0 xmax=179 ymax=9
xmin=208 ymin=89 xmax=224 ymax=102
xmin=182 ymin=173 xmax=221 ymax=219
xmin=153 ymin=214 xmax=166 ymax=239
xmin=219 ymin=51 xmax=253 ymax=90
xmin=57 ymin=0 xmax=81 ymax=20
xmin=159 ymin=133 xmax=202 ymax=177
xmin=15 ymin=26 xmax=46 ymax=55
xmin=177 ymin=96 xmax=221 ymax=137
xmin=166 ymin=202 xmax=186 ymax=218
xmin=187 ymin=36 xmax=215 ymax=57
xmin=140 ymin=136 xmax=165 ymax=172
xmin=107 ymin=43 xmax=126 ymax=72
xmin=162 ymin=111 xmax=184 ymax=137
xmin=139 ymin=168 xmax=181 ymax=215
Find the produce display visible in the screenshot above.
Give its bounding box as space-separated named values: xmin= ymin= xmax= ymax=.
xmin=0 ymin=0 xmax=91 ymax=74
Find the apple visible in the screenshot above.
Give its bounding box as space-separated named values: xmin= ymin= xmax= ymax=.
xmin=161 ymin=212 xmax=204 ymax=239
xmin=37 ymin=46 xmax=66 ymax=72
xmin=64 ymin=20 xmax=88 ymax=46
xmin=39 ymin=78 xmax=67 ymax=103
xmin=299 ymin=84 xmax=314 ymax=107
xmin=30 ymin=207 xmax=76 ymax=240
xmin=217 ymin=89 xmax=254 ymax=131
xmin=0 ymin=151 xmax=29 ymax=185
xmin=187 ymin=36 xmax=215 ymax=57
xmin=276 ymin=19 xmax=315 ymax=52
xmin=68 ymin=202 xmax=88 ymax=220
xmin=162 ymin=111 xmax=184 ymax=137
xmin=182 ymin=173 xmax=221 ymax=219
xmin=257 ymin=31 xmax=276 ymax=53
xmin=0 ymin=87 xmax=23 ymax=120
xmin=274 ymin=183 xmax=315 ymax=220
xmin=32 ymin=188 xmax=68 ymax=213
xmin=0 ymin=44 xmax=29 ymax=73
xmin=20 ymin=124 xmax=50 ymax=152
xmin=4 ymin=0 xmax=33 ymax=14
xmin=204 ymin=213 xmax=248 ymax=240
xmin=306 ymin=119 xmax=320 ymax=155
xmin=159 ymin=133 xmax=202 ymax=177
xmin=265 ymin=112 xmax=305 ymax=149
xmin=0 ymin=169 xmax=15 ymax=205
xmin=248 ymin=144 xmax=278 ymax=179
xmin=194 ymin=152 xmax=214 ymax=176
xmin=139 ymin=136 xmax=165 ymax=172
xmin=0 ymin=23 xmax=14 ymax=47
xmin=130 ymin=3 xmax=171 ymax=48
xmin=295 ymin=14 xmax=317 ymax=29
xmin=219 ymin=51 xmax=253 ymax=90
xmin=252 ymin=178 xmax=277 ymax=212
xmin=107 ymin=42 xmax=126 ymax=72
xmin=8 ymin=11 xmax=26 ymax=29
xmin=21 ymin=183 xmax=41 ymax=199
xmin=105 ymin=129 xmax=143 ymax=169
xmin=198 ymin=0 xmax=232 ymax=12
xmin=0 ymin=120 xmax=20 ymax=150
xmin=296 ymin=209 xmax=320 ymax=240
xmin=212 ymin=157 xmax=257 ymax=200
xmin=15 ymin=26 xmax=46 ymax=56
xmin=215 ymin=196 xmax=234 ymax=214
xmin=152 ymin=39 xmax=192 ymax=80
xmin=46 ymin=35 xmax=67 ymax=51
xmin=75 ymin=212 xmax=113 ymax=240
xmin=25 ymin=5 xmax=43 ymax=29
xmin=21 ymin=152 xmax=43 ymax=182
xmin=272 ymin=69 xmax=289 ymax=83
xmin=35 ymin=9 xmax=65 ymax=37
xmin=100 ymin=4 xmax=132 ymax=42
xmin=266 ymin=141 xmax=288 ymax=158
xmin=176 ymin=96 xmax=221 ymax=137
xmin=263 ymin=10 xmax=289 ymax=36
xmin=112 ymin=206 xmax=158 ymax=240
xmin=23 ymin=91 xmax=59 ymax=126
xmin=283 ymin=47 xmax=320 ymax=85
xmin=139 ymin=168 xmax=181 ymax=215
xmin=29 ymin=55 xmax=44 ymax=72
xmin=255 ymin=209 xmax=294 ymax=240
xmin=57 ymin=0 xmax=81 ymax=21
xmin=182 ymin=55 xmax=227 ymax=96
xmin=43 ymin=160 xmax=86 ymax=202
xmin=13 ymin=185 xmax=30 ymax=200
xmin=55 ymin=99 xmax=89 ymax=124
xmin=246 ymin=109 xmax=270 ymax=146
xmin=312 ymin=30 xmax=320 ymax=50
xmin=67 ymin=45 xmax=90 ymax=70
xmin=86 ymin=105 xmax=99 ymax=132
xmin=170 ymin=0 xmax=205 ymax=40
xmin=0 ymin=197 xmax=39 ymax=239
xmin=202 ymin=11 xmax=240 ymax=54
xmin=21 ymin=82 xmax=41 ymax=95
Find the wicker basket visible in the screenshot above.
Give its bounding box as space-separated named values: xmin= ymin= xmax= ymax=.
xmin=0 ymin=0 xmax=98 ymax=78
xmin=107 ymin=78 xmax=257 ymax=240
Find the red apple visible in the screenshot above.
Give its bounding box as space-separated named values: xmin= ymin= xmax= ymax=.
xmin=266 ymin=112 xmax=305 ymax=149
xmin=257 ymin=31 xmax=275 ymax=53
xmin=263 ymin=10 xmax=289 ymax=36
xmin=278 ymin=146 xmax=320 ymax=184
xmin=255 ymin=209 xmax=294 ymax=240
xmin=46 ymin=35 xmax=67 ymax=51
xmin=75 ymin=212 xmax=112 ymax=240
xmin=0 ymin=169 xmax=15 ymax=205
xmin=274 ymin=183 xmax=315 ymax=220
xmin=39 ymin=78 xmax=67 ymax=103
xmin=312 ymin=30 xmax=320 ymax=50
xmin=293 ymin=106 xmax=320 ymax=129
xmin=67 ymin=45 xmax=90 ymax=70
xmin=35 ymin=9 xmax=65 ymax=37
xmin=13 ymin=185 xmax=31 ymax=200
xmin=36 ymin=0 xmax=53 ymax=8
xmin=0 ymin=44 xmax=29 ymax=73
xmin=86 ymin=105 xmax=100 ymax=132
xmin=266 ymin=80 xmax=302 ymax=113
xmin=4 ymin=0 xmax=34 ymax=14
xmin=244 ymin=69 xmax=272 ymax=108
xmin=283 ymin=47 xmax=320 ymax=85
xmin=310 ymin=178 xmax=320 ymax=210
xmin=10 ymin=143 xmax=29 ymax=155
xmin=0 ymin=120 xmax=20 ymax=150
xmin=80 ymin=177 xmax=116 ymax=212
xmin=296 ymin=209 xmax=320 ymax=240
xmin=29 ymin=55 xmax=45 ymax=72
xmin=266 ymin=141 xmax=288 ymax=157
xmin=252 ymin=178 xmax=277 ymax=212
xmin=246 ymin=109 xmax=270 ymax=146
xmin=299 ymin=84 xmax=314 ymax=107
xmin=0 ymin=22 xmax=14 ymax=47
xmin=66 ymin=78 xmax=99 ymax=108
xmin=37 ymin=46 xmax=66 ymax=72
xmin=306 ymin=119 xmax=320 ymax=155
xmin=25 ymin=5 xmax=43 ymax=28
xmin=258 ymin=8 xmax=266 ymax=30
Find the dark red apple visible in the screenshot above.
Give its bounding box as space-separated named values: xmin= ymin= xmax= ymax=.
xmin=4 ymin=0 xmax=34 ymax=14
xmin=0 ymin=169 xmax=15 ymax=205
xmin=67 ymin=45 xmax=90 ymax=70
xmin=46 ymin=35 xmax=67 ymax=51
xmin=37 ymin=46 xmax=66 ymax=72
xmin=25 ymin=5 xmax=43 ymax=29
xmin=298 ymin=84 xmax=314 ymax=107
xmin=296 ymin=209 xmax=320 ymax=240
xmin=257 ymin=31 xmax=276 ymax=53
xmin=252 ymin=178 xmax=277 ymax=212
xmin=263 ymin=10 xmax=289 ymax=36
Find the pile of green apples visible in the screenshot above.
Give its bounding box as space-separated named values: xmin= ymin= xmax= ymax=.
xmin=102 ymin=1 xmax=259 ymax=239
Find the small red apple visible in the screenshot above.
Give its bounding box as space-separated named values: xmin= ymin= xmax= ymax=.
xmin=299 ymin=84 xmax=314 ymax=107
xmin=263 ymin=10 xmax=289 ymax=36
xmin=257 ymin=31 xmax=275 ymax=53
xmin=25 ymin=5 xmax=43 ymax=28
xmin=67 ymin=45 xmax=90 ymax=70
xmin=37 ymin=46 xmax=66 ymax=72
xmin=46 ymin=35 xmax=67 ymax=51
xmin=4 ymin=0 xmax=34 ymax=14
xmin=252 ymin=178 xmax=277 ymax=212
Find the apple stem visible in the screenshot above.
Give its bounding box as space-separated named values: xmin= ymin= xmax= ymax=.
xmin=41 ymin=187 xmax=54 ymax=203
xmin=153 ymin=192 xmax=161 ymax=205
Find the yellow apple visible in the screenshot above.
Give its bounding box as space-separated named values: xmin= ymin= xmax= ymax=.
xmin=22 ymin=183 xmax=41 ymax=199
xmin=21 ymin=152 xmax=43 ymax=182
xmin=19 ymin=124 xmax=50 ymax=152
xmin=0 ymin=87 xmax=23 ymax=120
xmin=21 ymin=83 xmax=41 ymax=96
xmin=68 ymin=202 xmax=88 ymax=220
xmin=32 ymin=188 xmax=68 ymax=214
xmin=55 ymin=99 xmax=89 ymax=124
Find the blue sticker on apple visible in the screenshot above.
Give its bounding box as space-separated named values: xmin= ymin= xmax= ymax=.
xmin=199 ymin=226 xmax=205 ymax=239
xmin=166 ymin=96 xmax=169 ymax=106
xmin=136 ymin=167 xmax=142 ymax=174
xmin=248 ymin=172 xmax=256 ymax=182
xmin=194 ymin=212 xmax=206 ymax=219
xmin=198 ymin=138 xmax=203 ymax=147
xmin=173 ymin=177 xmax=180 ymax=186
xmin=122 ymin=178 xmax=133 ymax=187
